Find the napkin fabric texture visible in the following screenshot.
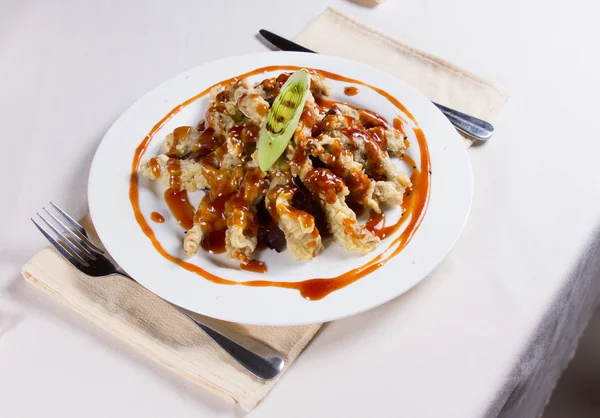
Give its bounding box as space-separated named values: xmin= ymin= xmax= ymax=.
xmin=21 ymin=7 xmax=506 ymax=411
xmin=296 ymin=8 xmax=508 ymax=146
xmin=22 ymin=217 xmax=321 ymax=411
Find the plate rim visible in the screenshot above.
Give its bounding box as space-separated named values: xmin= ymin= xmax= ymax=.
xmin=88 ymin=51 xmax=473 ymax=325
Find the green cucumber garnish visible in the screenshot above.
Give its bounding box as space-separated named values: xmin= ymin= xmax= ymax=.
xmin=258 ymin=69 xmax=311 ymax=171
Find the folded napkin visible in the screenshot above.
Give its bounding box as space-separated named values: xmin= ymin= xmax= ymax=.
xmin=296 ymin=7 xmax=508 ymax=146
xmin=21 ymin=7 xmax=506 ymax=411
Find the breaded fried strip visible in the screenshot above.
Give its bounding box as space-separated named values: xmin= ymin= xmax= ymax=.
xmin=290 ymin=111 xmax=379 ymax=254
xmin=232 ymin=79 xmax=270 ymax=124
xmin=308 ymin=71 xmax=332 ymax=97
xmin=313 ymin=134 xmax=380 ymax=213
xmin=373 ymin=181 xmax=404 ymax=206
xmin=381 ymin=126 xmax=408 ymax=156
xmin=303 ymin=168 xmax=379 ymax=254
xmin=140 ymin=154 xmax=208 ymax=192
xmin=224 ymin=168 xmax=268 ymax=264
xmin=183 ymin=224 xmax=203 ymax=255
xmin=142 ymin=120 xmax=251 ymax=193
xmin=205 ymin=84 xmax=242 ymax=136
xmin=314 ymin=134 xmax=404 ymax=208
xmin=253 ymin=71 xmax=333 ymax=101
xmin=323 ymin=103 xmax=408 ymax=157
xmin=163 ymin=126 xmax=200 ymax=157
xmin=332 ymin=129 xmax=411 ymax=191
xmin=265 ymin=174 xmax=323 ymax=260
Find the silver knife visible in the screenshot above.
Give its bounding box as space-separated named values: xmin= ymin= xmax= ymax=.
xmin=259 ymin=29 xmax=494 ymax=141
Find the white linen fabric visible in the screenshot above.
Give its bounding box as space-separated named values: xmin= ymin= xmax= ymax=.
xmin=1 ymin=1 xmax=599 ymax=417
xmin=18 ymin=8 xmax=505 ymax=410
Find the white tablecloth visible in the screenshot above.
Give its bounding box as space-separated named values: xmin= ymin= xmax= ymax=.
xmin=1 ymin=1 xmax=600 ymax=417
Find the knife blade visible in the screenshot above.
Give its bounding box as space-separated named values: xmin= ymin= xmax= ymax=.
xmin=258 ymin=29 xmax=494 ymax=141
xmin=259 ymin=29 xmax=316 ymax=53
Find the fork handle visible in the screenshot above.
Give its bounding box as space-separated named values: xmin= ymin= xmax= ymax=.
xmin=118 ymin=272 xmax=285 ymax=380
xmin=174 ymin=306 xmax=285 ymax=380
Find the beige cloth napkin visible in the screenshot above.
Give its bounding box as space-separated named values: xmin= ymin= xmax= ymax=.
xmin=21 ymin=7 xmax=507 ymax=411
xmin=22 ymin=217 xmax=320 ymax=411
xmin=296 ymin=8 xmax=508 ymax=146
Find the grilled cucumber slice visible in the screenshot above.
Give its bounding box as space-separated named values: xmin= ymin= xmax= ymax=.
xmin=258 ymin=69 xmax=311 ymax=171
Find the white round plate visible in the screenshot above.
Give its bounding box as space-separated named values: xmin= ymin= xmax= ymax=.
xmin=88 ymin=51 xmax=472 ymax=326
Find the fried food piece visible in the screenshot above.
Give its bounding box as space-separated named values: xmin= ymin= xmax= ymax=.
xmin=373 ymin=181 xmax=404 ymax=205
xmin=183 ymin=193 xmax=229 ymax=256
xmin=313 ymin=133 xmax=404 ymax=208
xmin=183 ymin=224 xmax=203 ymax=255
xmin=232 ymin=79 xmax=270 ymax=124
xmin=224 ymin=168 xmax=268 ymax=264
xmin=312 ymin=134 xmax=380 ymax=213
xmin=321 ymin=104 xmax=408 ymax=157
xmin=142 ymin=70 xmax=414 ymax=268
xmin=140 ymin=154 xmax=208 ymax=192
xmin=205 ymin=85 xmax=242 ymax=136
xmin=253 ymin=71 xmax=333 ymax=101
xmin=332 ymin=103 xmax=360 ymax=120
xmin=303 ymin=168 xmax=379 ymax=253
xmin=290 ymin=111 xmax=379 ymax=253
xmin=331 ymin=128 xmax=411 ymax=192
xmin=381 ymin=126 xmax=408 ymax=156
xmin=308 ymin=71 xmax=332 ymax=97
xmin=163 ymin=126 xmax=200 ymax=157
xmin=224 ymin=123 xmax=260 ymax=164
xmin=265 ymin=174 xmax=323 ymax=260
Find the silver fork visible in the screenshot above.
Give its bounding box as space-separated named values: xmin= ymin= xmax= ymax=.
xmin=31 ymin=202 xmax=284 ymax=380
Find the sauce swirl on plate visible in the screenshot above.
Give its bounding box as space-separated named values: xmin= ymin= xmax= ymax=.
xmin=129 ymin=65 xmax=431 ymax=299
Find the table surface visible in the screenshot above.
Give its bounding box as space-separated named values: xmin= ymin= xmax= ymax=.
xmin=1 ymin=1 xmax=600 ymax=417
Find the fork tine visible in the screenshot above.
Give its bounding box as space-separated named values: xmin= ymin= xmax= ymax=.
xmin=49 ymin=202 xmax=104 ymax=254
xmin=36 ymin=213 xmax=91 ymax=266
xmin=31 ymin=218 xmax=89 ymax=268
xmin=42 ymin=207 xmax=99 ymax=258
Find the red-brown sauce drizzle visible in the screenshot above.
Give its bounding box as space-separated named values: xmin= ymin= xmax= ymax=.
xmin=164 ymin=189 xmax=194 ymax=230
xmin=241 ymin=259 xmax=267 ymax=274
xmin=303 ymin=168 xmax=346 ymax=204
xmin=200 ymin=230 xmax=226 ymax=254
xmin=257 ymin=101 xmax=269 ymax=117
xmin=150 ymin=212 xmax=165 ymax=223
xmin=266 ymin=181 xmax=316 ymax=232
xmin=393 ymin=117 xmax=406 ymax=136
xmin=129 ymin=65 xmax=431 ymax=299
xmin=169 ymin=126 xmax=191 ymax=156
xmin=366 ymin=153 xmax=420 ymax=240
xmin=165 ymin=159 xmax=182 ymax=190
xmin=344 ymin=86 xmax=359 ymax=96
xmin=394 ymin=117 xmax=410 ymax=148
xmin=149 ymin=158 xmax=161 ymax=179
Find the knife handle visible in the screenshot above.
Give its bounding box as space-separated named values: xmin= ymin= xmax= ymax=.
xmin=432 ymin=102 xmax=494 ymax=141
